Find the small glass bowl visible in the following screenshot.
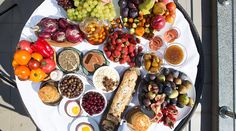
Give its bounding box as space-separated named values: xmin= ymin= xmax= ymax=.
xmin=163 ymin=27 xmax=181 ymax=43
xmin=164 ymin=43 xmax=187 ymax=67
xmin=80 ymin=90 xmax=107 ymax=117
xmin=141 ymin=52 xmax=163 ymax=74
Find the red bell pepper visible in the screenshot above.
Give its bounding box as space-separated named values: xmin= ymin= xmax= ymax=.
xmin=31 ymin=38 xmax=54 ymax=58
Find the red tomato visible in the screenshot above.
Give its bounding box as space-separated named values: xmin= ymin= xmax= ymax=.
xmin=18 ymin=40 xmax=33 ymax=54
xmin=166 ymin=2 xmax=176 ymax=12
xmin=40 ymin=58 xmax=56 ymax=73
xmin=28 ymin=59 xmax=40 ymax=70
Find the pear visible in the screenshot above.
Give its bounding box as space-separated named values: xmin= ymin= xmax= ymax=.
xmin=153 ymin=2 xmax=166 ymax=15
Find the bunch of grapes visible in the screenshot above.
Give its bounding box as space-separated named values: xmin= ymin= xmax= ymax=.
xmin=67 ymin=0 xmax=116 ymax=22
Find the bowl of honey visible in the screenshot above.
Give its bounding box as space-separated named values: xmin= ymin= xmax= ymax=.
xmin=164 ymin=43 xmax=187 ymax=66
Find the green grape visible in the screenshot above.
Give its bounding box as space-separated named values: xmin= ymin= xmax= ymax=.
xmin=87 ymin=7 xmax=92 ymax=12
xmin=74 ymin=1 xmax=80 ymax=7
xmin=83 ymin=2 xmax=89 ymax=8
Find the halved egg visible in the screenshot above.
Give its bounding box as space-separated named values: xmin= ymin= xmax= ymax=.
xmin=76 ymin=123 xmax=94 ymax=131
xmin=65 ymin=101 xmax=81 ymax=117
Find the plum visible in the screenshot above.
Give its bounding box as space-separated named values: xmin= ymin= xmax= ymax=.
xmin=118 ymin=0 xmax=127 ymax=8
xmin=129 ymin=9 xmax=138 ymax=18
xmin=122 ymin=8 xmax=129 ymax=17
xmin=151 ymin=15 xmax=166 ymax=31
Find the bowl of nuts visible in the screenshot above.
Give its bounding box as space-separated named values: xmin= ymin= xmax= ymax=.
xmin=58 ymin=74 xmax=85 ymax=100
xmin=80 ymin=90 xmax=107 ymax=117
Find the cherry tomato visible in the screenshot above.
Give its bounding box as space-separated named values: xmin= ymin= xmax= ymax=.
xmin=31 ymin=52 xmax=43 ymax=62
xmin=14 ymin=65 xmax=31 ymax=80
xmin=14 ymin=50 xmax=31 ymax=65
xmin=28 ymin=59 xmax=40 ymax=70
xmin=166 ymin=2 xmax=176 ymax=12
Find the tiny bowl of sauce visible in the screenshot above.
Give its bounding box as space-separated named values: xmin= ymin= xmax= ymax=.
xmin=164 ymin=43 xmax=187 ymax=66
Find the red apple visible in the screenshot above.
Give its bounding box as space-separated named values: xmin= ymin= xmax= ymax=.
xmin=151 ymin=15 xmax=166 ymax=31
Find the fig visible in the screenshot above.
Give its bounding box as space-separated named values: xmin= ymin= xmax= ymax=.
xmin=164 ymin=86 xmax=172 ymax=96
xmin=166 ymin=74 xmax=174 ymax=82
xmin=182 ymin=80 xmax=192 ymax=89
xmin=187 ymin=97 xmax=194 ymax=107
xmin=148 ymin=91 xmax=156 ymax=100
xmin=143 ymin=98 xmax=151 ymax=107
xmin=168 ymin=89 xmax=179 ymax=99
xmin=157 ymin=74 xmax=165 ymax=82
xmin=174 ymin=78 xmax=182 ymax=85
xmin=162 ymin=68 xmax=170 ymax=76
xmin=178 ymin=94 xmax=189 ymax=105
xmin=178 ymin=85 xmax=188 ymax=94
xmin=172 ymin=70 xmax=180 ymax=78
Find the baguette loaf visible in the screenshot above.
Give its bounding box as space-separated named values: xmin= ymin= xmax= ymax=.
xmin=101 ymin=68 xmax=140 ymax=131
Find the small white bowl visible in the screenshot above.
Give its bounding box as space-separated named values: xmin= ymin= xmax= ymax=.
xmin=80 ymin=90 xmax=107 ymax=117
xmin=58 ymin=73 xmax=85 ymax=100
xmin=93 ymin=66 xmax=120 ymax=93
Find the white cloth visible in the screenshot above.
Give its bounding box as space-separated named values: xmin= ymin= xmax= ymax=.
xmin=17 ymin=0 xmax=200 ymax=131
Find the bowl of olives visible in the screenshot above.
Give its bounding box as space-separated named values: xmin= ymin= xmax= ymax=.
xmin=138 ymin=68 xmax=196 ymax=120
xmin=142 ymin=52 xmax=163 ymax=74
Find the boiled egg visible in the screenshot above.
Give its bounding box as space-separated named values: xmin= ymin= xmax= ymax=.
xmin=76 ymin=123 xmax=94 ymax=131
xmin=65 ymin=101 xmax=81 ymax=117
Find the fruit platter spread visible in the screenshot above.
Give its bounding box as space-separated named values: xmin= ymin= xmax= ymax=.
xmin=14 ymin=0 xmax=200 ymax=130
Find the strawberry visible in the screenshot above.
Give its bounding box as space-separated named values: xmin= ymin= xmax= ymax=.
xmin=129 ymin=38 xmax=136 ymax=45
xmin=124 ymin=41 xmax=129 ymax=46
xmin=113 ymin=33 xmax=118 ymax=39
xmin=121 ymin=37 xmax=128 ymax=43
xmin=116 ymin=45 xmax=122 ymax=51
xmin=114 ymin=57 xmax=120 ymax=62
xmin=112 ymin=39 xmax=116 ymax=45
xmin=116 ymin=39 xmax=122 ymax=45
xmin=130 ymin=53 xmax=135 ymax=57
xmin=119 ymin=58 xmax=126 ymax=64
xmin=114 ymin=50 xmax=121 ymax=57
xmin=110 ymin=46 xmax=115 ymax=51
xmin=138 ymin=46 xmax=143 ymax=53
xmin=129 ymin=62 xmax=136 ymax=67
xmin=103 ymin=46 xmax=108 ymax=51
xmin=128 ymin=45 xmax=135 ymax=53
xmin=126 ymin=56 xmax=131 ymax=63
xmin=109 ymin=56 xmax=114 ymax=61
xmin=105 ymin=51 xmax=111 ymax=57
